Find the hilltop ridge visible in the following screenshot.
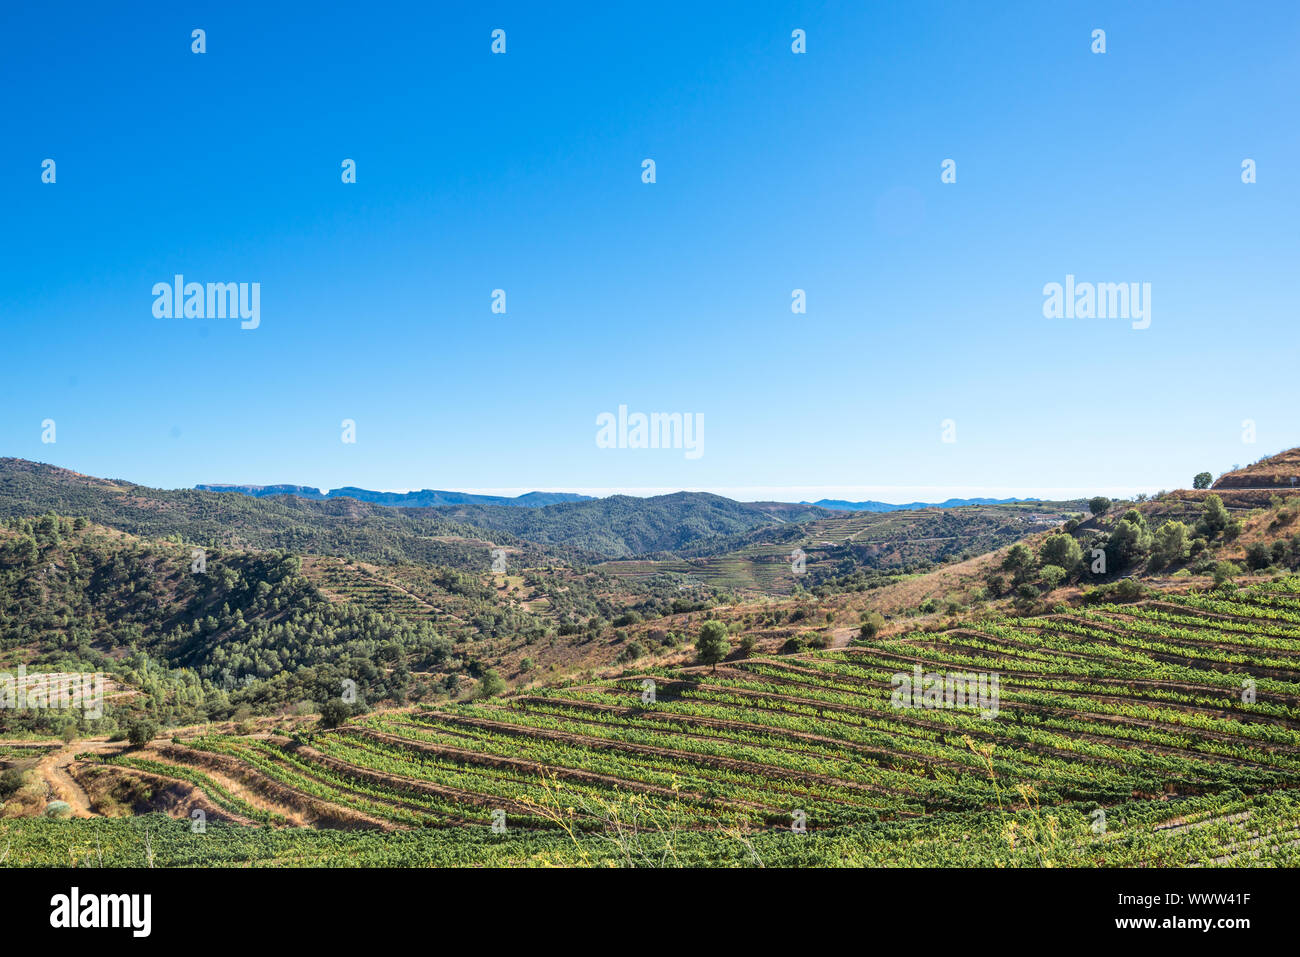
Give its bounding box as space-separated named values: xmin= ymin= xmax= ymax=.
xmin=1213 ymin=447 xmax=1300 ymax=489
xmin=196 ymin=484 xmax=593 ymax=508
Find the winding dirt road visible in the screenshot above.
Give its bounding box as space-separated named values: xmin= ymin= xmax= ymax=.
xmin=37 ymin=740 xmax=121 ymax=816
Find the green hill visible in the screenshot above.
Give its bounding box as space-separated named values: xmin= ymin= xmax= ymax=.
xmin=0 ymin=459 xmax=567 ymax=569
xmin=427 ymin=492 xmax=830 ymax=559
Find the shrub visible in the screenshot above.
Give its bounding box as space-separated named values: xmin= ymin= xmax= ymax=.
xmin=125 ymin=718 xmax=159 ymax=748
xmin=318 ymin=699 xmax=351 ymax=728
xmin=1040 ymin=565 xmax=1067 ymax=590
xmin=476 ymin=670 xmax=508 ymax=698
xmin=1213 ymin=561 xmax=1240 ymax=587
xmin=859 ymin=611 xmax=885 ymax=640
xmin=0 ymin=768 xmax=26 ymax=799
xmin=1082 ymin=578 xmax=1146 ymax=604
xmin=1245 ymin=542 xmax=1271 ymax=571
xmin=1113 ymin=578 xmax=1146 ymax=602
xmin=616 ymin=641 xmax=647 ymax=664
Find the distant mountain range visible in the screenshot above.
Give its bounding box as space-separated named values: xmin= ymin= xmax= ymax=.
xmin=0 ymin=460 xmax=824 ymax=562
xmin=196 ymin=483 xmax=1039 ymax=514
xmin=0 ymin=459 xmax=1078 ymax=565
xmin=195 ymin=484 xmax=593 ymax=509
xmin=806 ymin=496 xmax=1040 ymax=512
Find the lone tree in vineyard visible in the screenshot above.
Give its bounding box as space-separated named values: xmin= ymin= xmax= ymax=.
xmin=696 ymin=620 xmax=731 ymax=673
xmin=319 ymin=699 xmax=351 ymax=728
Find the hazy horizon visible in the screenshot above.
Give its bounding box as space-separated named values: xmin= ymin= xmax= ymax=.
xmin=12 ymin=451 xmax=1229 ymax=504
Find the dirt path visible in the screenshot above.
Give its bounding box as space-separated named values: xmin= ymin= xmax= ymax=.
xmin=828 ymin=627 xmax=856 ymax=649
xmin=47 ymin=759 xmax=92 ymax=815
xmin=36 ymin=740 xmax=119 ymax=816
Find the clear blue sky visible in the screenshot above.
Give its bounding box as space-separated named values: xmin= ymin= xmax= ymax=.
xmin=3 ymin=1 xmax=1297 ymax=501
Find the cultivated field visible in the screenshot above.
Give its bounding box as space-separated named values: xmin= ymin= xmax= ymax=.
xmin=17 ymin=576 xmax=1299 ymax=866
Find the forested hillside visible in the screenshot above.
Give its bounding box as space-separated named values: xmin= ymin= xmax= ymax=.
xmin=426 ymin=492 xmax=829 ymax=558
xmin=0 ymin=516 xmax=467 ymax=734
xmin=0 ymin=459 xmax=571 ymax=568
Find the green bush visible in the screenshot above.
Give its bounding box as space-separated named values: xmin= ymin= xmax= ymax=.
xmin=125 ymin=718 xmax=159 ymax=748
xmin=476 ymin=669 xmax=508 ymax=698
xmin=1212 ymin=561 xmax=1240 ymax=587
xmin=616 ymin=641 xmax=647 ymax=664
xmin=0 ymin=768 xmax=26 ymax=799
xmin=1039 ymin=565 xmax=1067 ymax=590
xmin=318 ymin=699 xmax=351 ymax=728
xmin=1245 ymin=543 xmax=1271 ymax=570
xmin=859 ymin=611 xmax=885 ymax=639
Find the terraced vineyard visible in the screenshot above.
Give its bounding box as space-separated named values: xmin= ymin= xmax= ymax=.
xmin=601 ymin=553 xmax=799 ymax=593
xmin=304 ymin=557 xmax=443 ymax=625
xmin=50 ymin=577 xmax=1300 ymax=865
xmin=604 ymin=501 xmax=1079 ymax=595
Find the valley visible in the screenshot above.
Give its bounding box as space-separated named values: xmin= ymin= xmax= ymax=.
xmin=3 ymin=450 xmax=1300 ymax=867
